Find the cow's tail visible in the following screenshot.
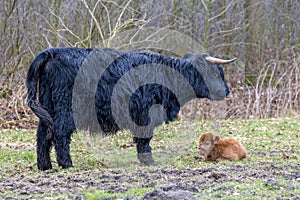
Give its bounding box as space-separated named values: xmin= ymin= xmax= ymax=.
xmin=26 ymin=50 xmax=54 ymax=138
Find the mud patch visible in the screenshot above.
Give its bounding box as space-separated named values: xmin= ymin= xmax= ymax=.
xmin=143 ymin=185 xmax=199 ymax=200
xmin=1 ymin=162 xmax=299 ymax=199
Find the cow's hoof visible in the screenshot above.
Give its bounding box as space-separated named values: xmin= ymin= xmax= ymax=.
xmin=38 ymin=163 xmax=52 ymax=171
xmin=58 ymin=160 xmax=73 ymax=169
xmin=60 ymin=163 xmax=73 ymax=169
xmin=138 ymin=152 xmax=155 ymax=166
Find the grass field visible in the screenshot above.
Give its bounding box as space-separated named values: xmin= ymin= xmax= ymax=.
xmin=0 ymin=117 xmax=299 ymax=199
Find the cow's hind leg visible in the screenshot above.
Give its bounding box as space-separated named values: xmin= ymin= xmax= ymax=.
xmin=36 ymin=122 xmax=53 ymax=170
xmin=134 ymin=137 xmax=155 ymax=165
xmin=53 ymin=111 xmax=74 ymax=169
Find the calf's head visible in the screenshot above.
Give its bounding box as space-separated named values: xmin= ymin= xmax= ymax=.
xmin=184 ymin=53 xmax=236 ymax=100
xmin=198 ymin=133 xmax=220 ymax=157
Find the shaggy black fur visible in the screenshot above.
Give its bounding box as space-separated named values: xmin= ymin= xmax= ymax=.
xmin=26 ymin=47 xmax=230 ymax=170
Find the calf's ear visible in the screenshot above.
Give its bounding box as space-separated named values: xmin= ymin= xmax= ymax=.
xmin=214 ymin=136 xmax=221 ymax=143
xmin=199 ymin=134 xmax=206 ymax=142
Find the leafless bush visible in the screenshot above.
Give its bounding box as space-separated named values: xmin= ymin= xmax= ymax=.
xmin=1 ymin=0 xmax=300 ymax=129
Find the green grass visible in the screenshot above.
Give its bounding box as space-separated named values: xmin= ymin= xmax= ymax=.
xmin=0 ymin=117 xmax=299 ymax=199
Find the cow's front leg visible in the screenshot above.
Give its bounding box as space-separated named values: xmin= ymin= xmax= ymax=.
xmin=134 ymin=137 xmax=155 ymax=165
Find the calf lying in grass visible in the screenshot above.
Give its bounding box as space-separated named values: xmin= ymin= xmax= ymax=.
xmin=198 ymin=133 xmax=247 ymax=162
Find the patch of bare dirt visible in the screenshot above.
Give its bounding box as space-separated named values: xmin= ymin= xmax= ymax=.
xmin=0 ymin=162 xmax=299 ymax=199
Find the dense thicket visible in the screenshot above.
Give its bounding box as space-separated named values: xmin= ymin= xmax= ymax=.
xmin=0 ymin=0 xmax=299 ymax=127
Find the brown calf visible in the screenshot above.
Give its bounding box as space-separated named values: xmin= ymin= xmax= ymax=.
xmin=198 ymin=133 xmax=247 ymax=162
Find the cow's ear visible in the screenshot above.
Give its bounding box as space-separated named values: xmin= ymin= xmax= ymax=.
xmin=183 ymin=52 xmax=194 ymax=59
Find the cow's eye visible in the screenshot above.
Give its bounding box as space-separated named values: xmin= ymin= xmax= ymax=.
xmin=212 ymin=68 xmax=220 ymax=77
xmin=213 ymin=69 xmax=220 ymax=76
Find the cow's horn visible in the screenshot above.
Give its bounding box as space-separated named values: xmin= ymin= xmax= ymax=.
xmin=206 ymin=56 xmax=237 ymax=64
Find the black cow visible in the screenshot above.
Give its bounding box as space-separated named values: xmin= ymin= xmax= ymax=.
xmin=26 ymin=47 xmax=235 ymax=170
